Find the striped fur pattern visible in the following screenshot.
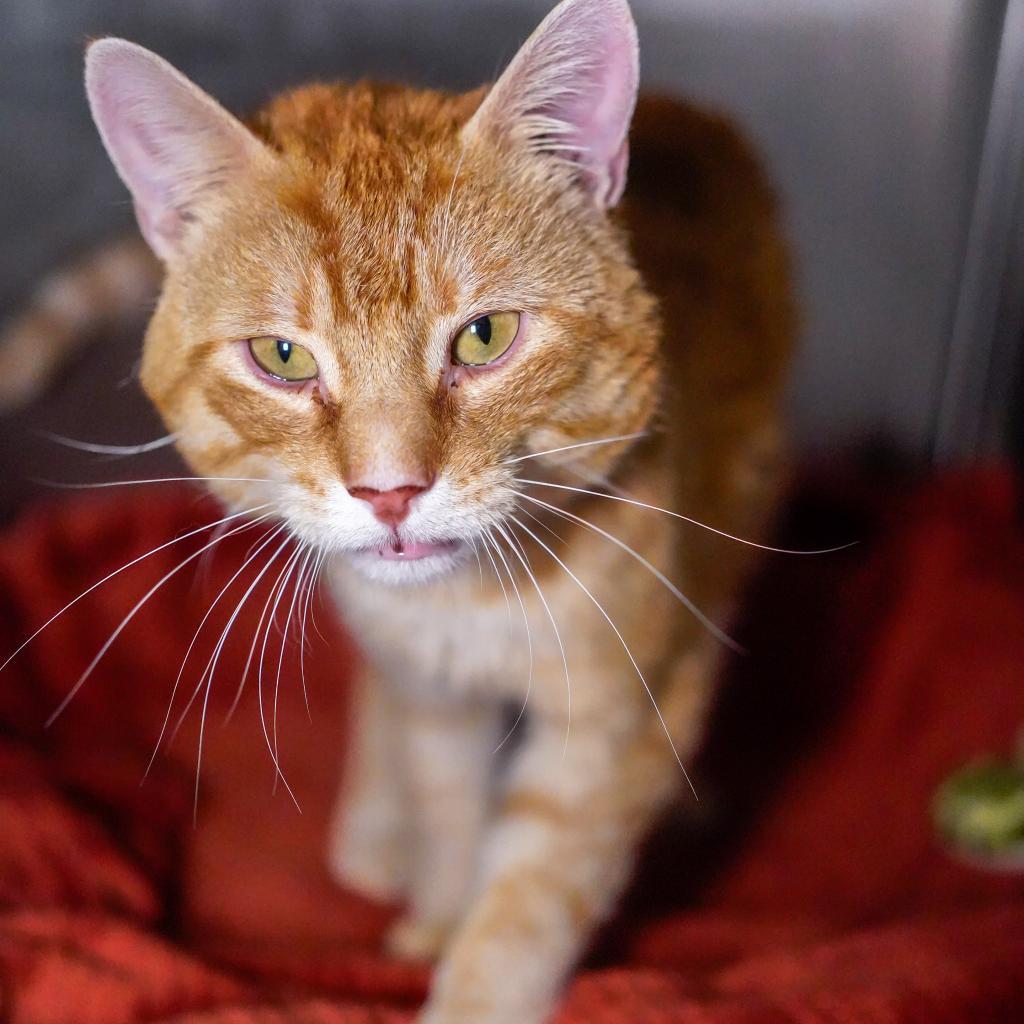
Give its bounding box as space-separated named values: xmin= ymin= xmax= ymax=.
xmin=0 ymin=236 xmax=159 ymax=410
xmin=19 ymin=1 xmax=796 ymax=1021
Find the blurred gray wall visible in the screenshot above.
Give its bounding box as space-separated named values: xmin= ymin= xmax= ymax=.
xmin=0 ymin=0 xmax=1015 ymax=500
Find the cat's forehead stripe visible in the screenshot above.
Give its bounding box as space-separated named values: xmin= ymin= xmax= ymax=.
xmin=255 ymin=80 xmax=482 ymax=162
xmin=281 ymin=178 xmax=446 ymax=330
xmin=300 ymin=261 xmax=339 ymax=339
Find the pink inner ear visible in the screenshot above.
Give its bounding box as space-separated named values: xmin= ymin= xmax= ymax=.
xmin=97 ymin=88 xmax=186 ymax=251
xmin=471 ymin=0 xmax=640 ymax=208
xmin=603 ymin=137 xmax=630 ymax=208
xmin=86 ymin=39 xmax=261 ymax=260
xmin=540 ymin=15 xmax=637 ymax=206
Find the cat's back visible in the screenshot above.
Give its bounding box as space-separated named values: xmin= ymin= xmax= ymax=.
xmin=624 ymin=96 xmax=795 ymax=402
xmin=622 ymin=97 xmax=796 ymax=613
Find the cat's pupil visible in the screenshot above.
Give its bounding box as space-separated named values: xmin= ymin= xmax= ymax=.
xmin=472 ymin=316 xmax=492 ymax=345
xmin=277 ymin=340 xmax=292 ymax=363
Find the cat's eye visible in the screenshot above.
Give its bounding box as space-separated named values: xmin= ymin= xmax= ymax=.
xmin=451 ymin=312 xmax=520 ymax=367
xmin=248 ymin=336 xmax=319 ymax=382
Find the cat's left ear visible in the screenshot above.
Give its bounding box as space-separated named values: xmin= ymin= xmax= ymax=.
xmin=85 ymin=38 xmax=275 ymax=261
xmin=464 ymin=0 xmax=639 ymax=209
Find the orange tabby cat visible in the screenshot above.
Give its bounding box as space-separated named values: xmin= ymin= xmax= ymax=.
xmin=21 ymin=0 xmax=794 ymax=1020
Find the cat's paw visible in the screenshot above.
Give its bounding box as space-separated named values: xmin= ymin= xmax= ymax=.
xmin=386 ymin=915 xmax=454 ymax=963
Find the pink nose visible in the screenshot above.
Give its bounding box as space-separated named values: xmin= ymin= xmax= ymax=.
xmin=347 ymin=482 xmax=429 ymax=527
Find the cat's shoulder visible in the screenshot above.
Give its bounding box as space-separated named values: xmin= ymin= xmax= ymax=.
xmin=624 ymin=95 xmax=795 ymax=385
xmin=627 ymin=95 xmax=780 ymax=226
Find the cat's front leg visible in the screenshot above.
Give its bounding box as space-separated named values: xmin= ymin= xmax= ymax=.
xmin=327 ymin=665 xmax=410 ymax=901
xmin=386 ymin=695 xmax=502 ymax=962
xmin=418 ymin=711 xmax=679 ymax=1024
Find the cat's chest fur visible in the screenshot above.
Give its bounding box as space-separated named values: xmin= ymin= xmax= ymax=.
xmin=326 ymin=560 xmax=538 ymax=704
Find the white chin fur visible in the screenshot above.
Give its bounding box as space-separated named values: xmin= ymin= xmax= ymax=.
xmin=344 ymin=543 xmax=472 ymax=586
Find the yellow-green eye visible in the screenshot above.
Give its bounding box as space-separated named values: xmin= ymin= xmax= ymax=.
xmin=452 ymin=312 xmax=520 ymax=367
xmin=248 ymin=336 xmax=319 ymax=382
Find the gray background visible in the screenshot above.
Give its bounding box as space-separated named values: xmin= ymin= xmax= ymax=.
xmin=0 ymin=0 xmax=1016 ymax=515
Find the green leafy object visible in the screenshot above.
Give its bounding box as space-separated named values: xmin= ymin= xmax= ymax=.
xmin=933 ymin=759 xmax=1024 ymax=859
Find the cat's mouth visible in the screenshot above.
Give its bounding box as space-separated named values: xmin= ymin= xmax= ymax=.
xmin=373 ymin=537 xmax=461 ymax=561
xmin=344 ymin=532 xmax=469 ymax=582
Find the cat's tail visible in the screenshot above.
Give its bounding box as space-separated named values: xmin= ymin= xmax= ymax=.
xmin=0 ymin=235 xmax=160 ymax=412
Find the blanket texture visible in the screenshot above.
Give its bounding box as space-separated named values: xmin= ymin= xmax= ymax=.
xmin=1 ymin=469 xmax=1022 ymax=1022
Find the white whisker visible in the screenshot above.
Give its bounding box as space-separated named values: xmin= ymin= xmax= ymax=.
xmin=470 ymin=537 xmax=484 ymax=588
xmin=480 ymin=531 xmax=512 ymax=632
xmin=566 ymin=461 xmax=622 ymax=494
xmin=515 ymin=478 xmax=856 ymax=555
xmin=294 ymin=569 xmax=313 ymax=713
xmin=169 ymin=523 xmax=290 ymax=742
xmin=1 ymin=504 xmax=271 ymax=678
xmin=144 ymin=517 xmax=280 ymax=780
xmin=40 ymin=431 xmax=179 ymax=456
xmin=486 ymin=531 xmax=534 ymax=754
xmin=508 ymin=513 xmax=698 ymax=801
xmin=288 ymin=548 xmax=314 ymax=646
xmin=519 ymin=506 xmax=566 ymax=546
xmin=271 ymin=543 xmax=309 ymax=793
xmin=37 ymin=475 xmax=279 ymax=490
xmin=494 ymin=521 xmax=571 ymax=758
xmin=196 ymin=516 xmax=238 ymax=590
xmin=45 ymin=510 xmax=271 ymax=729
xmin=307 ymin=552 xmax=330 ymax=646
xmin=195 ymin=536 xmax=300 ymax=822
xmin=505 ymin=431 xmax=646 ymax=465
xmin=221 ymin=534 xmax=297 ymax=726
xmin=518 ymin=492 xmax=743 ymax=653
xmin=196 ymin=531 xmax=302 ymax=813
xmin=297 ymin=548 xmax=325 ymax=720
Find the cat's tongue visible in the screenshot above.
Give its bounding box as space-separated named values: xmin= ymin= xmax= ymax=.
xmin=377 ymin=538 xmax=456 ymax=561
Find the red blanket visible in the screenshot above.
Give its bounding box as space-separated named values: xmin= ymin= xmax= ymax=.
xmin=1 ymin=469 xmax=1022 ymax=1022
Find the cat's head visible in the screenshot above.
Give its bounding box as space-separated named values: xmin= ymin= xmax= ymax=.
xmin=86 ymin=0 xmax=660 ymax=584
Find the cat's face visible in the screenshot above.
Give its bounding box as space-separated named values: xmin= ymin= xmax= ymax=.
xmin=88 ymin=0 xmax=657 ymax=584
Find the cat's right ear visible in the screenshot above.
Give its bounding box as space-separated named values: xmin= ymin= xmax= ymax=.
xmin=85 ymin=39 xmax=273 ymax=262
xmin=464 ymin=0 xmax=639 ymax=209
